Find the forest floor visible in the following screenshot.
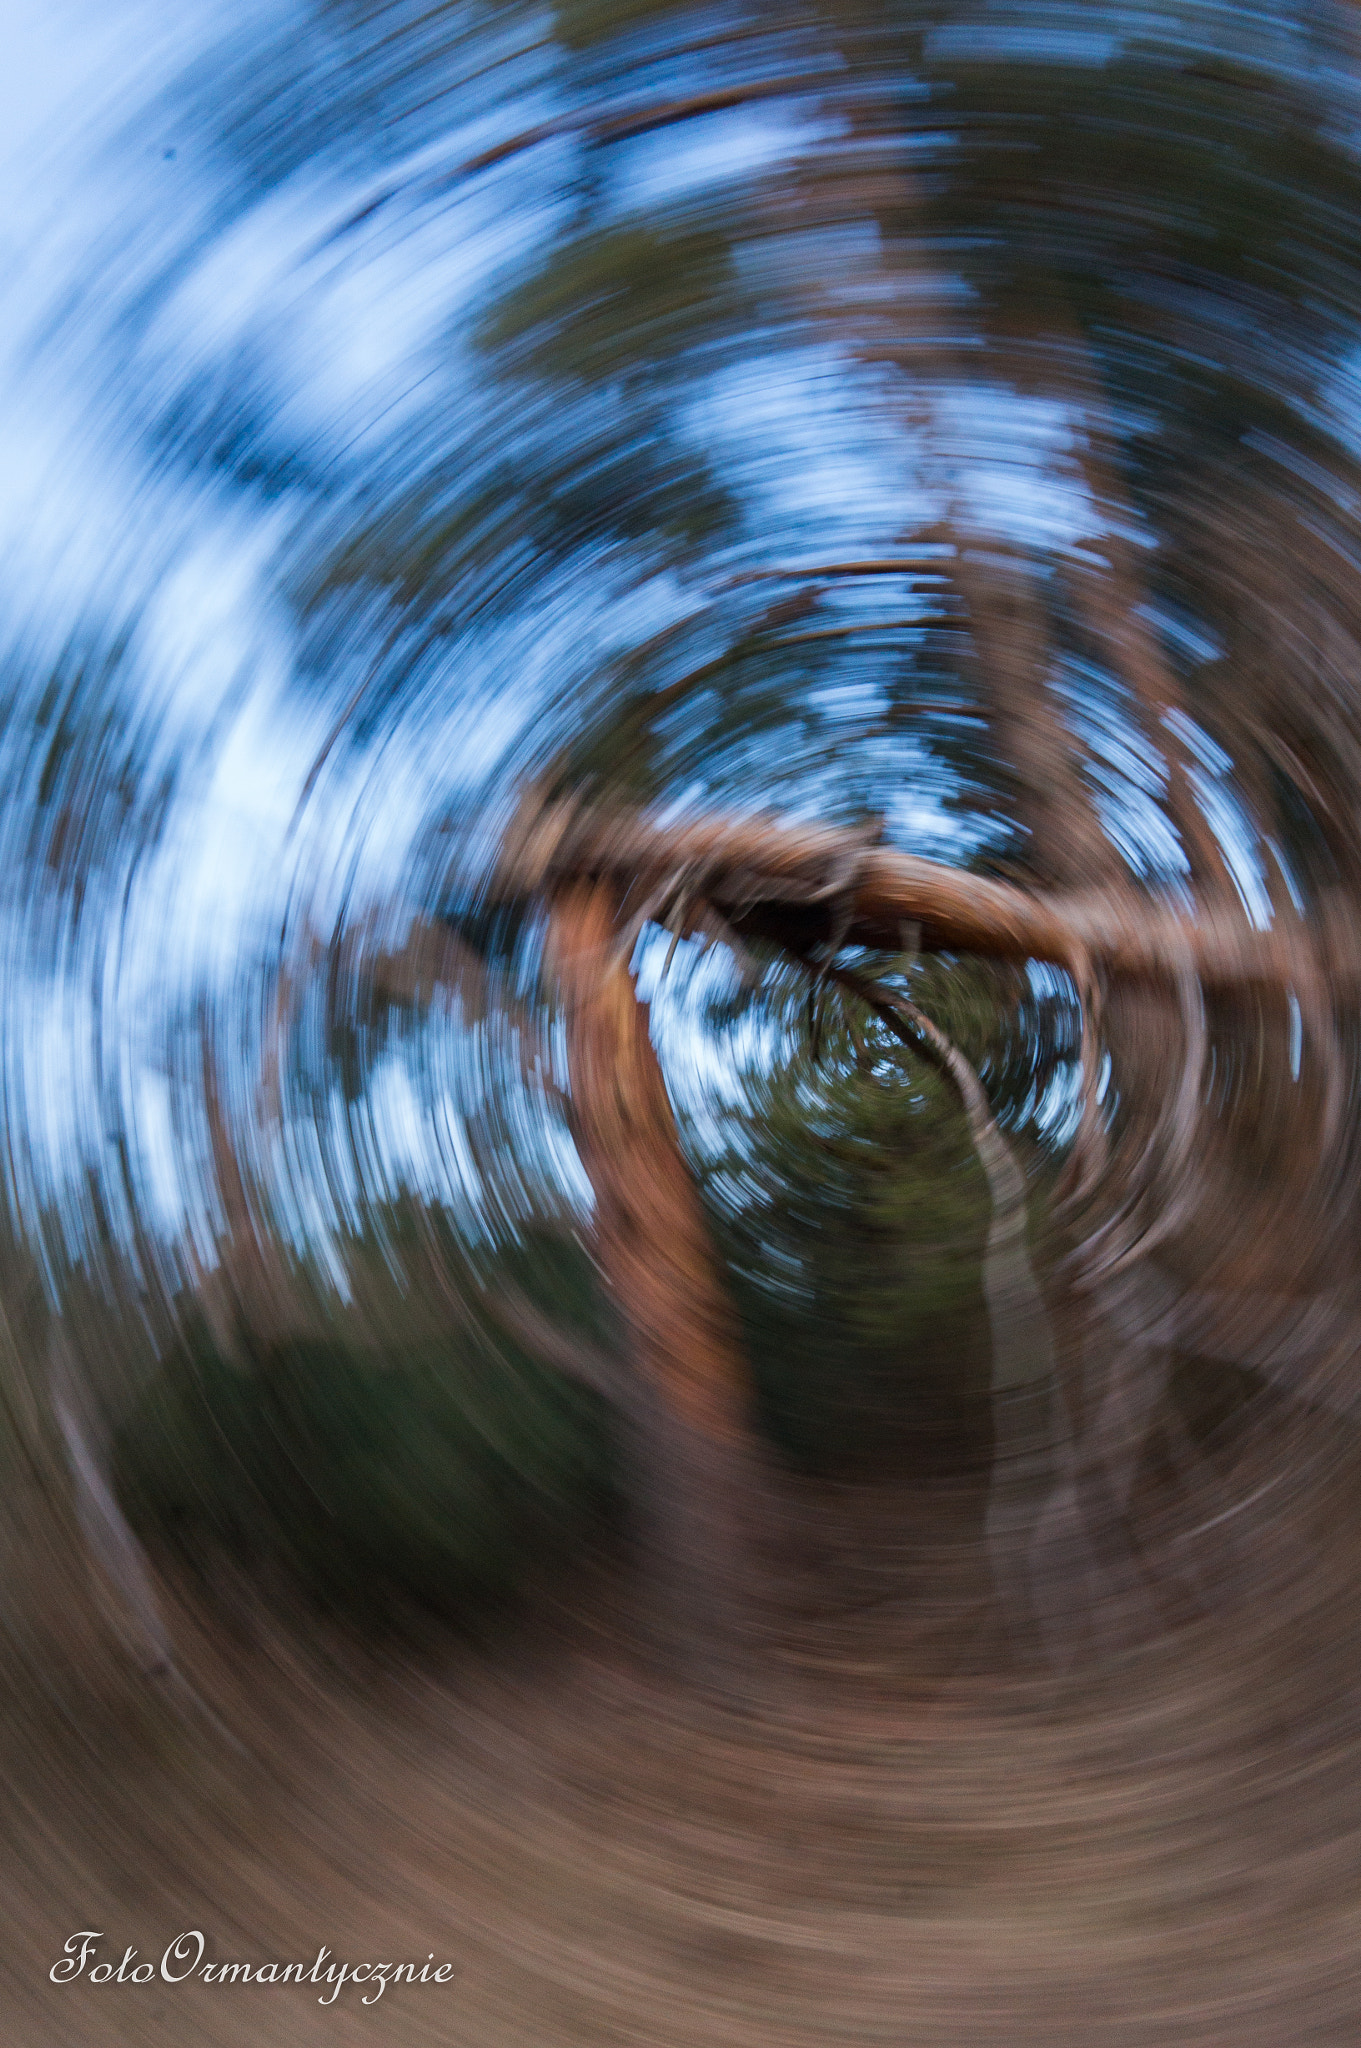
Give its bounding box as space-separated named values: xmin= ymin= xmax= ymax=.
xmin=4 ymin=1399 xmax=1361 ymax=2047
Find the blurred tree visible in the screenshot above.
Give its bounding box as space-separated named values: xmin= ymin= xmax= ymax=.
xmin=111 ymin=0 xmax=1361 ymax=1668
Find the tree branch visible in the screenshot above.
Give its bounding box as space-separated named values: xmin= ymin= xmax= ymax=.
xmin=496 ymin=789 xmax=1337 ymax=991
xmin=329 ymin=77 xmax=831 ymax=240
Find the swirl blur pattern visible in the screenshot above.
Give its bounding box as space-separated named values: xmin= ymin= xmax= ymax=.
xmin=4 ymin=2 xmax=1361 ymax=2042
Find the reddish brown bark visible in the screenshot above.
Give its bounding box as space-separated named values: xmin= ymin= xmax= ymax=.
xmin=545 ymin=880 xmax=780 ymax=1667
xmin=950 ymin=538 xmax=1116 ymax=892
xmin=546 ymin=878 xmax=754 ymax=1447
xmin=503 ymin=790 xmax=1343 ymax=990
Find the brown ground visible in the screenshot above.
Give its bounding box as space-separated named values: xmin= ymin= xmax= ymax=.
xmin=3 ymin=1396 xmax=1361 ymax=2047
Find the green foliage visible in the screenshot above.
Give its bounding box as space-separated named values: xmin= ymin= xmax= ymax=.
xmin=479 ymin=220 xmax=740 ymax=384
xmin=549 ymin=0 xmax=694 ymax=52
xmin=695 ymin=961 xmax=1039 ymax=1473
xmin=114 ymin=1225 xmax=622 ymax=1633
xmin=898 ymin=40 xmax=1361 ymax=563
xmin=918 ymin=48 xmax=1361 ymax=321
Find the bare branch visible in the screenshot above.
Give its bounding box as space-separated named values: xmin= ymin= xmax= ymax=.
xmin=720 ymin=557 xmax=950 ymax=586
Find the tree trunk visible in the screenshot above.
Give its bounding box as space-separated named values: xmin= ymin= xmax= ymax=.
xmin=545 ymin=879 xmax=781 ymax=1673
